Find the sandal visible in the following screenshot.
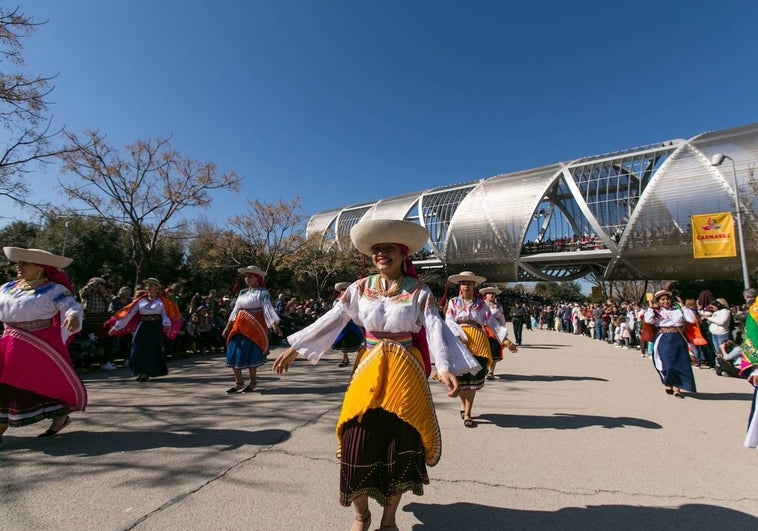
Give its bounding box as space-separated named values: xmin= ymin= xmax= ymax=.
xmin=226 ymin=382 xmax=244 ymax=394
xmin=664 ymin=387 xmax=674 ymax=395
xmin=673 ymin=388 xmax=684 ymax=398
xmin=486 ymin=373 xmax=495 ymax=380
xmin=242 ymin=385 xmax=254 ymax=393
xmin=463 ymin=418 xmax=477 ymax=428
xmin=38 ymin=416 xmax=71 ymax=438
xmin=354 ymin=510 xmax=371 ymax=531
xmin=459 ymin=410 xmax=465 ymax=419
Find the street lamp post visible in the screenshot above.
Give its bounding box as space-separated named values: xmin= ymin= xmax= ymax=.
xmin=61 ymin=221 xmax=71 ymax=257
xmin=710 ymin=153 xmax=750 ymax=290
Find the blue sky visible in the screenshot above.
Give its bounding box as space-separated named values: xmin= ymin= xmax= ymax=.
xmin=2 ymin=0 xmax=757 ymax=227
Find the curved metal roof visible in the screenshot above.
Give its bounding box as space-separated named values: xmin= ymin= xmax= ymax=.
xmin=306 ymin=123 xmax=758 ymax=282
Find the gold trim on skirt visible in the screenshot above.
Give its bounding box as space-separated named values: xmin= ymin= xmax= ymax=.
xmin=336 ymin=340 xmax=442 ymax=466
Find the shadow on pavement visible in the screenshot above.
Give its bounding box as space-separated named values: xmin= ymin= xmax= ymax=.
xmin=404 ymin=501 xmax=758 ymax=530
xmin=27 ymin=427 xmax=290 ymax=456
xmin=496 ymin=374 xmax=608 ymax=382
xmin=690 ymin=391 xmax=754 ymax=401
xmin=477 ymin=412 xmax=662 ymax=430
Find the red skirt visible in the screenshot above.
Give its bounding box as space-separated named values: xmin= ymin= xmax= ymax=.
xmin=0 ymin=325 xmax=87 ymax=426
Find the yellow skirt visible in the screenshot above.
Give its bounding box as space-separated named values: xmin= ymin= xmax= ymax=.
xmin=336 ymin=339 xmax=442 ymax=466
xmin=462 ymin=324 xmax=492 ymax=365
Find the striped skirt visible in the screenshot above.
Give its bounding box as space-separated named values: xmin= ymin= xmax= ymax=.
xmin=337 ymin=338 xmax=439 ymax=506
xmin=456 ymin=325 xmax=490 ymax=390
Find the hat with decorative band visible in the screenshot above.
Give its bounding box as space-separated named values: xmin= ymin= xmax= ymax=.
xmin=3 ymin=247 xmax=72 ymax=269
xmin=349 ymin=219 xmax=429 ymax=257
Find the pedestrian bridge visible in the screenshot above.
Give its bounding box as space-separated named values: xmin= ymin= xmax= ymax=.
xmin=306 ymin=123 xmax=758 ymax=282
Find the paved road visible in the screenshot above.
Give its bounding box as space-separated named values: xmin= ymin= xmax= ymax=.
xmin=1 ymin=328 xmax=756 ymax=530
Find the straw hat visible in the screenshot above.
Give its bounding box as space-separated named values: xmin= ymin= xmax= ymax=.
xmin=653 ymin=289 xmax=672 ymax=301
xmin=349 ymin=219 xmax=429 ymax=257
xmin=3 ymin=247 xmax=72 ymax=269
xmin=479 ymin=286 xmax=502 ymax=295
xmin=86 ymin=276 xmax=106 ymax=286
xmin=237 ymin=265 xmax=267 ymax=277
xmin=715 ymin=297 xmax=729 ymax=308
xmin=143 ymin=277 xmax=162 ymax=287
xmin=448 ymin=270 xmax=486 ymax=285
xmin=334 ymin=281 xmax=351 ymax=291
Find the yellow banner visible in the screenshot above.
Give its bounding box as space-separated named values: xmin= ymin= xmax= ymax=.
xmin=691 ymin=212 xmax=736 ymax=258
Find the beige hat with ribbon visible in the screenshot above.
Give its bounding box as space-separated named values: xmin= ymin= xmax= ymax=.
xmin=349 ymin=219 xmax=429 ymax=257
xmin=448 ymin=270 xmax=486 ymax=285
xmin=3 ymin=247 xmax=73 ymax=269
xmin=237 ymin=265 xmax=267 ymax=277
xmin=479 ymin=286 xmax=502 ymax=295
xmin=334 ymin=281 xmax=351 ymax=291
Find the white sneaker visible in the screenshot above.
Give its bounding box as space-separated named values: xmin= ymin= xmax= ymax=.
xmin=100 ymin=362 xmax=117 ymax=371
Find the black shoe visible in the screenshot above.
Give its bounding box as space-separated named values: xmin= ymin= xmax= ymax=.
xmin=38 ymin=416 xmax=71 ymax=438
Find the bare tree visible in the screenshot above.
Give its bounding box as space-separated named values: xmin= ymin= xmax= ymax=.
xmin=0 ymin=6 xmax=78 ymax=210
xmin=281 ymin=230 xmax=362 ymax=298
xmin=228 ymin=197 xmax=306 ymax=273
xmin=57 ymin=131 xmax=241 ymax=284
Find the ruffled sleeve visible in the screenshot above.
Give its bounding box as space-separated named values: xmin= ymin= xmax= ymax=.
xmin=286 ymin=284 xmax=355 ymax=364
xmin=420 ymin=289 xmax=480 ymax=375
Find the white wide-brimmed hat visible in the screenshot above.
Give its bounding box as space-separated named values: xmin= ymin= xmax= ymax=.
xmin=479 ymin=286 xmax=502 ymax=295
xmin=334 ymin=281 xmax=351 ymax=291
xmin=237 ymin=265 xmax=267 ymax=277
xmin=349 ymin=219 xmax=429 ymax=257
xmin=3 ymin=246 xmax=73 ymax=269
xmin=143 ymin=277 xmax=162 ymax=287
xmin=653 ymin=289 xmax=672 ymax=300
xmin=448 ymin=270 xmax=486 ymax=285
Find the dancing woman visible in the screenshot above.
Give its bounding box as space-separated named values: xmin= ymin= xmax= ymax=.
xmin=273 ymin=219 xmax=480 ymax=531
xmin=445 ymin=272 xmax=510 ymax=427
xmin=644 ymin=290 xmax=697 ymax=398
xmin=221 ymin=265 xmax=281 ymax=393
xmin=108 ymin=278 xmax=182 ymax=382
xmin=0 ymin=247 xmax=86 ymax=445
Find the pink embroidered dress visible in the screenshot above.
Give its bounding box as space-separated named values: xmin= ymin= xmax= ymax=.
xmin=0 ymin=279 xmax=86 ymax=426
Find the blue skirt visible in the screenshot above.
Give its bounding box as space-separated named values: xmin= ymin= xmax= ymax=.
xmin=225 ymin=333 xmax=267 ymax=369
xmin=653 ymin=333 xmax=697 ymax=392
xmin=333 ymin=321 xmax=365 ymax=352
xmin=130 ymin=320 xmax=168 ymax=377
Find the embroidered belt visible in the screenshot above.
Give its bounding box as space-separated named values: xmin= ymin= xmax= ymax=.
xmin=4 ymin=318 xmax=53 ymax=331
xmin=365 ymin=331 xmax=412 ymax=348
xmin=141 ymin=315 xmax=163 ymax=322
xmin=659 ymin=326 xmax=683 ymax=333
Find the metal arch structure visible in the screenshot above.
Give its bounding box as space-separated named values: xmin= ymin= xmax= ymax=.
xmin=306 ymin=123 xmax=758 ymax=282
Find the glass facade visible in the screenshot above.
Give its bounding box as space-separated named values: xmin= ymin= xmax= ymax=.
xmin=307 ymin=123 xmax=758 ymax=282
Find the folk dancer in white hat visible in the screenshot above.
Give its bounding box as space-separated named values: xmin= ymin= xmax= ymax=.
xmin=273 ymin=219 xmax=480 ymax=531
xmin=479 ymin=286 xmax=517 ymax=381
xmin=445 ymin=272 xmax=511 ymax=427
xmin=644 ymin=289 xmax=697 ymax=398
xmin=0 ymin=247 xmax=86 ymax=445
xmin=221 ymin=265 xmax=281 ymax=393
xmin=108 ymin=277 xmax=182 ymax=382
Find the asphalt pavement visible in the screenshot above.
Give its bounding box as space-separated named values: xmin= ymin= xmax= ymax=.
xmin=1 ymin=328 xmax=756 ymax=530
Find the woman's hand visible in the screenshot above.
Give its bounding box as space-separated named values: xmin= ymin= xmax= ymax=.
xmin=437 ymin=371 xmax=459 ymax=398
xmin=272 ymin=347 xmax=299 ymax=374
xmin=62 ymin=314 xmax=79 ymax=333
xmin=221 ymin=325 xmax=231 ymax=339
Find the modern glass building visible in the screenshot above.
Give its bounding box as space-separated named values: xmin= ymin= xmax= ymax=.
xmin=306 ymin=123 xmax=758 ymax=282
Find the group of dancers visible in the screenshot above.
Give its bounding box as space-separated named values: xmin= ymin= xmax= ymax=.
xmin=2 ymin=218 xmax=756 ymax=531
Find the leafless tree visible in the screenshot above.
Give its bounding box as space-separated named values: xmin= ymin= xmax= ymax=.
xmin=0 ymin=6 xmax=79 ymax=210
xmin=57 ymin=131 xmax=241 ymax=284
xmin=228 ymin=197 xmax=306 ymax=273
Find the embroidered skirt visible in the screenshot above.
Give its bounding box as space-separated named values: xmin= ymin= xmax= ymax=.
xmin=336 ymin=339 xmax=439 ymax=506
xmin=456 ymin=325 xmax=490 ymax=390
xmin=225 ymin=310 xmax=269 ymax=369
xmin=0 ymin=325 xmax=87 ymax=426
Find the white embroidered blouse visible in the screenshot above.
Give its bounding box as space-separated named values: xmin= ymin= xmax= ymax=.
xmin=445 ymin=297 xmax=509 ymax=343
xmin=228 ymin=288 xmax=280 ymax=327
xmin=111 ymin=296 xmax=171 ymax=330
xmin=286 ymin=275 xmax=480 ymax=375
xmin=0 ymin=280 xmax=83 ymax=342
